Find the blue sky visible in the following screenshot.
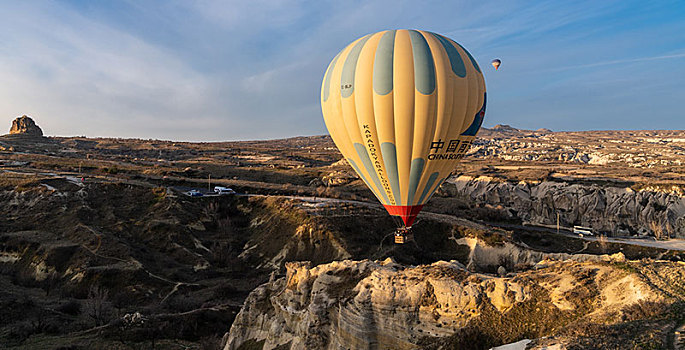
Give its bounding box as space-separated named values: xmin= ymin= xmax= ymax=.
xmin=0 ymin=1 xmax=683 ymax=141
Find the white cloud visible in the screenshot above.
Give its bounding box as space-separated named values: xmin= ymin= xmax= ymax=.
xmin=0 ymin=0 xmax=682 ymax=140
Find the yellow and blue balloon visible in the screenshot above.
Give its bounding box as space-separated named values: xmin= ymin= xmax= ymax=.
xmin=321 ymin=29 xmax=486 ymax=228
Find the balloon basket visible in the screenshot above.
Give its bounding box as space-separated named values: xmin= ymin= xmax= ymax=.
xmin=394 ymin=227 xmax=413 ymax=244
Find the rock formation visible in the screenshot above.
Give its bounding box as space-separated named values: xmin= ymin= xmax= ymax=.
xmin=9 ymin=115 xmax=43 ymax=136
xmin=441 ymin=175 xmax=685 ymax=238
xmin=224 ymin=257 xmax=672 ymax=350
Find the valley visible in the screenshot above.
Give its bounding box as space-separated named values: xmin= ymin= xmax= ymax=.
xmin=1 ymin=125 xmax=684 ymax=349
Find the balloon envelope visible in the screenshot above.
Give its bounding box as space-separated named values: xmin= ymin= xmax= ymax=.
xmin=491 ymin=59 xmax=501 ymax=70
xmin=321 ymin=30 xmax=486 ymax=227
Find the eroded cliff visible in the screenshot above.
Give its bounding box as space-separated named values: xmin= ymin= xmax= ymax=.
xmin=225 ymin=256 xmax=683 ymax=350
xmin=441 ymin=175 xmax=685 ymax=238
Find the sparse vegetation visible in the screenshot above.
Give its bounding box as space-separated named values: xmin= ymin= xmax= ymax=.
xmin=85 ymin=285 xmax=111 ymax=327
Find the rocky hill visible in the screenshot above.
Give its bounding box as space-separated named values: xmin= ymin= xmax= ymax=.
xmin=8 ymin=115 xmax=43 ymax=137
xmin=226 ymin=257 xmax=684 ymax=350
xmin=0 ymin=179 xmax=261 ymax=348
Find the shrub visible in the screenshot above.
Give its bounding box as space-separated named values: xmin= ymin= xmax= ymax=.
xmin=56 ymin=299 xmax=81 ymax=316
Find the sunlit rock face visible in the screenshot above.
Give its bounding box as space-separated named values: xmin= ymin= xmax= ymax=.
xmin=223 ymin=256 xmax=662 ymax=350
xmin=9 ymin=115 xmax=43 ymax=136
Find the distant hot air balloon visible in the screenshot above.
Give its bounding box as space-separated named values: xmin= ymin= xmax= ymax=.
xmin=491 ymin=59 xmax=501 ymax=70
xmin=320 ymin=30 xmax=486 ymax=241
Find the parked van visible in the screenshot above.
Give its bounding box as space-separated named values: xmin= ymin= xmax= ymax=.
xmin=214 ymin=186 xmax=236 ymax=195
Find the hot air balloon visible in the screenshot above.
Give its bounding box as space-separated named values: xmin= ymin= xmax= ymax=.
xmin=320 ymin=30 xmax=486 ymax=243
xmin=491 ymin=59 xmax=501 ymax=70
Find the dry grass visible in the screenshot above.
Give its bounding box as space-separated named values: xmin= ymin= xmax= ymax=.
xmin=0 ymin=173 xmax=46 ymax=191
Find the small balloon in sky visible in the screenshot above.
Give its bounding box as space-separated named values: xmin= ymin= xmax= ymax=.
xmin=491 ymin=59 xmax=501 ymax=70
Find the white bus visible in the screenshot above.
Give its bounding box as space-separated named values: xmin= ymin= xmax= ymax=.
xmin=573 ymin=226 xmax=594 ymax=236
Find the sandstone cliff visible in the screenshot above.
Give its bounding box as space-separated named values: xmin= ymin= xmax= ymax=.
xmin=224 ymin=256 xmax=681 ymax=350
xmin=440 ymin=175 xmax=685 ymax=238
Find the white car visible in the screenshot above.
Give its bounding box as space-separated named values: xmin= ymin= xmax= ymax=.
xmin=186 ymin=189 xmax=203 ymax=197
xmin=214 ymin=186 xmax=236 ymax=195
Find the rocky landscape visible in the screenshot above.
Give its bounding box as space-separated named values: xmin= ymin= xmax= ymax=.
xmin=1 ymin=116 xmax=684 ymax=349
xmin=227 ymin=257 xmax=684 ymax=350
xmin=473 ymin=124 xmax=685 ymax=170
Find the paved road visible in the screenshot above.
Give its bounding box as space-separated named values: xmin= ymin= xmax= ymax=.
xmin=487 ymin=222 xmax=685 ymax=252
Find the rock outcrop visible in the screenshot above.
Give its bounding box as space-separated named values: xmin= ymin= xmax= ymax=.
xmin=224 ymin=258 xmax=670 ymax=350
xmin=456 ymin=237 xmax=627 ymax=272
xmin=311 ymin=159 xmax=358 ymax=187
xmin=441 ymin=175 xmax=685 ymax=238
xmin=9 ymin=115 xmax=43 ymax=136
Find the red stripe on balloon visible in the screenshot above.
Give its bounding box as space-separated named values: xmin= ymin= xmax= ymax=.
xmin=383 ymin=204 xmax=424 ymax=227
